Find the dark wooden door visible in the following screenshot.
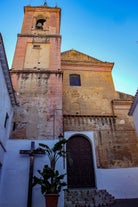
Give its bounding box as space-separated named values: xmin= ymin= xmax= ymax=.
xmin=67 ymin=135 xmax=95 ymax=188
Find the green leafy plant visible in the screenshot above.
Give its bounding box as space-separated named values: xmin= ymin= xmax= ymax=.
xmin=33 ymin=139 xmax=67 ymax=195
xmin=38 ymin=139 xmax=67 ymax=170
xmin=33 ymin=165 xmax=67 ymax=195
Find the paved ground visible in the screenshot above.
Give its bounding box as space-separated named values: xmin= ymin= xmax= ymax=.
xmin=113 ymin=199 xmax=138 ymax=207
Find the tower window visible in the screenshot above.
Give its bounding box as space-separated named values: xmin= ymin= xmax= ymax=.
xmin=33 ymin=45 xmax=41 ymax=49
xmin=69 ymin=74 xmax=81 ymax=86
xmin=36 ymin=19 xmax=46 ymax=30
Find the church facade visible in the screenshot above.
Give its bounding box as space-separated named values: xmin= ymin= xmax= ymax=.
xmin=0 ymin=4 xmax=138 ymax=207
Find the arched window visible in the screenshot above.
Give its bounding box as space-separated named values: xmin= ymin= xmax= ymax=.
xmin=69 ymin=74 xmax=81 ymax=86
xmin=35 ymin=18 xmax=46 ymax=30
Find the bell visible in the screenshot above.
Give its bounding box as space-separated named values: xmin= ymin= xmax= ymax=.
xmin=37 ymin=22 xmax=42 ymax=28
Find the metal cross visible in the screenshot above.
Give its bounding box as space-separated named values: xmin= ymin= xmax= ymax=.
xmin=20 ymin=141 xmax=45 ymax=207
xmin=44 ymin=0 xmax=47 ymax=6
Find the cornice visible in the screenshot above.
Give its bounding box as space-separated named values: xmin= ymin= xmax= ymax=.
xmin=112 ymin=99 xmax=133 ymax=105
xmin=63 ymin=114 xmax=116 ymax=118
xmin=18 ymin=34 xmax=61 ymax=38
xmin=10 ymin=69 xmax=63 ymax=75
xmin=61 ymin=60 xmax=113 ymax=67
xmin=24 ymin=5 xmax=61 ymax=13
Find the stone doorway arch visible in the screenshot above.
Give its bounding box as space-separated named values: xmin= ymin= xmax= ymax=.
xmin=66 ymin=135 xmax=96 ymax=188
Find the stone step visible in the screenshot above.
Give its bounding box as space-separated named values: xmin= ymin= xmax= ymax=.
xmin=64 ymin=189 xmax=115 ymax=207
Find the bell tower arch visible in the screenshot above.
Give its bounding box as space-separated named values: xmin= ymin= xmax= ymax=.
xmin=10 ymin=5 xmax=62 ymax=139
xmin=12 ymin=5 xmax=61 ymax=71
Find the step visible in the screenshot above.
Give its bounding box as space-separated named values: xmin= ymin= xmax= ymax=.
xmin=64 ymin=189 xmax=115 ymax=207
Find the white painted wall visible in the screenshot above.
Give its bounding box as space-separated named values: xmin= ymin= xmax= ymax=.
xmin=0 ymin=140 xmax=66 ymax=207
xmin=133 ymin=103 xmax=138 ymax=136
xmin=96 ymin=167 xmax=138 ymax=199
xmin=0 ymin=62 xmax=14 ymax=166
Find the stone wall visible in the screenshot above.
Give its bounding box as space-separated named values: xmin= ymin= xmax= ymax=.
xmin=10 ymin=71 xmax=63 ymax=139
xmin=62 ymin=50 xmax=137 ymax=168
xmin=63 ymin=114 xmax=138 ymax=168
xmin=62 ymin=70 xmax=118 ymax=115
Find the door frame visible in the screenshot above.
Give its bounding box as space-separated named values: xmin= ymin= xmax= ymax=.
xmin=65 ymin=131 xmax=97 ymax=188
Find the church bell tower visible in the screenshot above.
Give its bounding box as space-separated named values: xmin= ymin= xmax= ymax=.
xmin=10 ymin=4 xmax=62 ymax=139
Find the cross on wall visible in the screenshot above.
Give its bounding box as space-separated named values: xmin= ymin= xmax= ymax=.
xmin=20 ymin=141 xmax=45 ymax=207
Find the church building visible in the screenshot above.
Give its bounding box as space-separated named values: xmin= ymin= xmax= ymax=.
xmin=0 ymin=3 xmax=138 ymax=207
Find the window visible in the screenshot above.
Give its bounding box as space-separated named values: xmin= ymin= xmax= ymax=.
xmin=33 ymin=45 xmax=41 ymax=49
xmin=4 ymin=113 xmax=9 ymax=128
xmin=69 ymin=74 xmax=81 ymax=86
xmin=36 ymin=19 xmax=46 ymax=30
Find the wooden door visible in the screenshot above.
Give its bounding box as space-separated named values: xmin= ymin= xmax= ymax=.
xmin=67 ymin=135 xmax=95 ymax=188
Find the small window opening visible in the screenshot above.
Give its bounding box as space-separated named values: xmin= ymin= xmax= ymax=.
xmin=4 ymin=113 xmax=9 ymax=128
xmin=33 ymin=45 xmax=41 ymax=49
xmin=36 ymin=19 xmax=46 ymax=30
xmin=12 ymin=122 xmax=16 ymax=131
xmin=69 ymin=74 xmax=81 ymax=86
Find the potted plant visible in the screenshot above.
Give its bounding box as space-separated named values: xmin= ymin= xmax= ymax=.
xmin=33 ymin=139 xmax=67 ymax=207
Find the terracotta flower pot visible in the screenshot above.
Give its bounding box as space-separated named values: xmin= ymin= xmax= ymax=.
xmin=45 ymin=194 xmax=59 ymax=207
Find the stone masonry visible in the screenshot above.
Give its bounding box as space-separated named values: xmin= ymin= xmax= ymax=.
xmin=62 ymin=50 xmax=138 ymax=168
xmin=64 ymin=189 xmax=115 ymax=207
xmin=10 ymin=6 xmax=63 ymax=139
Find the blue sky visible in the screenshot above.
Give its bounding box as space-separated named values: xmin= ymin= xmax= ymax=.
xmin=0 ymin=0 xmax=138 ymax=95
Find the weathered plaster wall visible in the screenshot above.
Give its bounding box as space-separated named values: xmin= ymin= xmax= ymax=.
xmin=21 ymin=6 xmax=61 ymax=35
xmin=0 ymin=140 xmax=65 ymax=207
xmin=62 ymin=50 xmax=138 ymax=168
xmin=10 ymin=72 xmax=62 ymax=139
xmin=12 ymin=6 xmax=61 ymax=71
xmin=62 ymin=70 xmax=118 ymax=115
xmin=10 ymin=6 xmax=62 ymax=140
xmin=11 ymin=36 xmax=61 ymax=71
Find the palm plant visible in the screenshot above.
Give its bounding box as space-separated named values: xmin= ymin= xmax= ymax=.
xmin=33 ymin=139 xmax=67 ymax=196
xmin=38 ymin=139 xmax=67 ymax=171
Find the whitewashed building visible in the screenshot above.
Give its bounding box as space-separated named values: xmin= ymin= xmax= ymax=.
xmin=129 ymin=90 xmax=138 ymax=136
xmin=0 ymin=33 xmax=16 ymax=169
